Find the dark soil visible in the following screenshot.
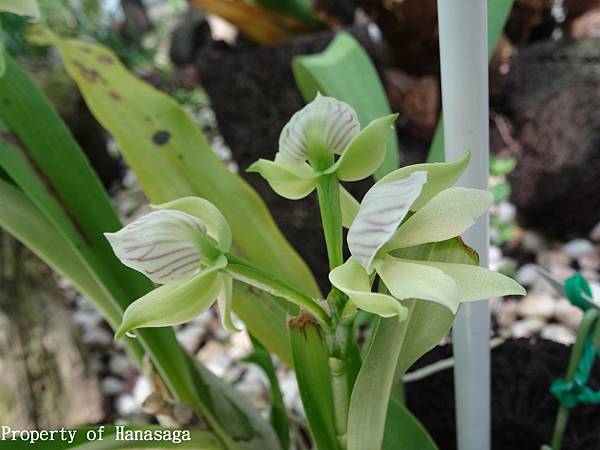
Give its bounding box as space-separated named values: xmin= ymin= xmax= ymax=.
xmin=497 ymin=37 xmax=600 ymax=238
xmin=406 ymin=338 xmax=600 ymax=450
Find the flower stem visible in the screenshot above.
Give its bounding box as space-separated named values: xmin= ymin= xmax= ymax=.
xmin=316 ymin=173 xmax=344 ymax=271
xmin=224 ymin=253 xmax=331 ymax=330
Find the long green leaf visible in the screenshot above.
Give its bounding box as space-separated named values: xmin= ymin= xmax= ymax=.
xmin=245 ymin=336 xmax=290 ymax=450
xmin=426 ymin=0 xmax=515 ymax=163
xmin=0 ymin=55 xmax=278 ymax=450
xmin=0 ymin=178 xmax=145 ymax=363
xmin=383 ymin=398 xmax=438 ymax=450
xmin=347 ymin=238 xmax=477 ymax=450
xmin=293 ymin=31 xmax=399 ymax=179
xmin=54 ymin=37 xmax=318 ymax=364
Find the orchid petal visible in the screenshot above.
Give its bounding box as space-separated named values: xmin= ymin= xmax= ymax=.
xmin=384 ymin=187 xmax=492 ymax=251
xmin=247 ymin=158 xmax=318 ymax=200
xmin=401 ymin=259 xmax=526 ymax=302
xmin=328 ymin=114 xmax=398 ymax=181
xmin=347 ymin=171 xmax=427 ymax=272
xmin=279 ymin=93 xmax=360 ymax=163
xmin=375 ymin=257 xmax=460 ymax=314
xmin=340 ymin=186 xmax=360 ymax=228
xmin=377 ymin=151 xmax=471 ymax=210
xmin=152 ymin=197 xmax=232 ymax=253
xmin=105 ymin=209 xmax=207 ymax=285
xmin=217 ymin=274 xmax=241 ymax=333
xmin=115 ymin=257 xmax=227 ymax=339
xmin=329 ymin=257 xmax=408 ymax=319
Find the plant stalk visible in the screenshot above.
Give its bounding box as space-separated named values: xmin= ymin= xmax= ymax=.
xmin=316 ymin=173 xmax=344 ymax=271
xmin=225 ymin=253 xmax=331 ymax=330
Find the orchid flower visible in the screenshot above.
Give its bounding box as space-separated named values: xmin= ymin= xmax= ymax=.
xmin=330 ymin=153 xmax=525 ymax=319
xmin=247 ymin=93 xmax=397 ymax=199
xmin=105 ymin=197 xmax=240 ymax=338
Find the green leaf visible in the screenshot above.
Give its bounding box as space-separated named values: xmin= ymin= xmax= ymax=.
xmin=293 ymin=31 xmax=400 ymax=179
xmin=427 ymin=0 xmax=515 ymax=163
xmin=490 ymin=180 xmax=511 ymax=202
xmin=347 ymin=317 xmax=438 ymax=450
xmin=0 ymin=55 xmax=278 ymax=450
xmin=289 ymin=315 xmax=339 ymax=450
xmin=383 ymin=398 xmax=439 ymax=450
xmin=0 ymin=0 xmax=40 ymax=21
xmin=54 ymin=37 xmax=320 ymax=363
xmin=254 ymin=0 xmax=317 ymax=24
xmin=0 ymin=178 xmax=145 ymax=363
xmin=329 ymin=114 xmax=398 ymax=181
xmin=384 ymin=187 xmax=493 ymax=251
xmin=245 ymin=336 xmax=290 ymax=450
xmin=490 ymin=155 xmax=517 ymax=176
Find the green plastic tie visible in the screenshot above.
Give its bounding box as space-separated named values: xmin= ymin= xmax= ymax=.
xmin=551 ymin=337 xmax=600 ymax=408
xmin=564 ymin=273 xmax=594 ymax=311
xmin=551 ymin=274 xmax=600 ymax=409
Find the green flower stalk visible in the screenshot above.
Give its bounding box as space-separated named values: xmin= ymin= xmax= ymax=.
xmin=330 ymin=153 xmax=526 ymax=319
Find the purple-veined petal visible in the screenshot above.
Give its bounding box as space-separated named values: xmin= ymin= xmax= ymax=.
xmin=347 ymin=171 xmax=427 ymax=272
xmin=105 ymin=210 xmax=207 ymax=285
xmin=278 ymin=94 xmax=360 ymax=164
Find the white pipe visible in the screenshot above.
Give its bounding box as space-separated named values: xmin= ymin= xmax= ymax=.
xmin=436 ymin=2 xmax=490 ymax=450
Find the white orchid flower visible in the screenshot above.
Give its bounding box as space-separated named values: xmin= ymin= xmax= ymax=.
xmin=105 ymin=197 xmax=240 ymax=338
xmin=330 ymin=152 xmax=525 ymax=319
xmin=247 ymin=93 xmax=398 ymax=199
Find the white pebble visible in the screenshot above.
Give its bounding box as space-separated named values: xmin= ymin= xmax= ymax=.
xmin=496 ymin=299 xmax=519 ymax=327
xmin=521 ymin=231 xmax=545 ymax=252
xmin=590 ymin=221 xmax=600 ymax=242
xmin=562 ymin=239 xmax=596 ymax=259
xmin=133 ymin=377 xmax=153 ymax=405
xmin=109 ymin=353 xmax=133 ymax=375
xmin=518 ymin=293 xmax=556 ymax=319
xmin=541 ymin=324 xmax=575 ymax=345
xmin=494 ymin=202 xmax=516 ymax=224
xmin=116 ymin=394 xmax=138 ymax=415
xmin=516 ymin=264 xmax=541 ymax=286
xmin=511 ymin=317 xmax=546 ymax=338
xmin=101 ymin=377 xmax=127 ymax=396
xmin=554 ymin=298 xmax=584 ymax=330
xmin=579 ymin=252 xmax=600 ymax=271
xmin=81 ymin=328 xmax=113 ymax=347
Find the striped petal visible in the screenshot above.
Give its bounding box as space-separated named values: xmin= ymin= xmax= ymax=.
xmin=151 ymin=197 xmax=232 ymax=253
xmin=347 ymin=171 xmax=427 ymax=272
xmin=279 ymin=93 xmax=360 ymax=164
xmin=115 ymin=259 xmax=226 ymax=339
xmin=384 ymin=187 xmax=493 ymax=252
xmin=329 ymin=257 xmax=408 ymax=319
xmin=105 ymin=209 xmax=207 ymax=285
xmin=375 ymin=257 xmax=461 ymax=314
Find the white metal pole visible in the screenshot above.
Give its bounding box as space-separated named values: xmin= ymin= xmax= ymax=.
xmin=436 ymin=2 xmax=490 ymax=450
